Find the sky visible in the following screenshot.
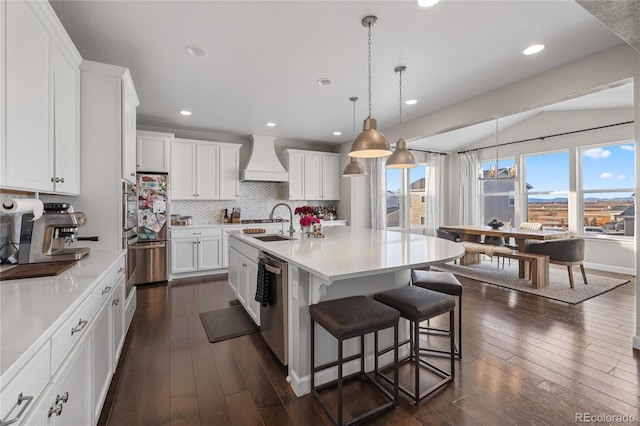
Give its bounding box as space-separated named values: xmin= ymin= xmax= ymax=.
xmin=386 ymin=165 xmax=426 ymax=192
xmin=513 ymin=142 xmax=634 ymax=199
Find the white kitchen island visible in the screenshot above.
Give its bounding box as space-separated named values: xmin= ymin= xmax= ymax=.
xmin=228 ymin=226 xmax=465 ymax=397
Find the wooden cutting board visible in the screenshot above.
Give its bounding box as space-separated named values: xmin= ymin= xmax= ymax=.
xmin=0 ymin=260 xmax=78 ymax=281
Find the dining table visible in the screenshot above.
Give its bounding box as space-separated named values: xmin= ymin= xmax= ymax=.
xmin=439 ymin=224 xmax=570 ymax=278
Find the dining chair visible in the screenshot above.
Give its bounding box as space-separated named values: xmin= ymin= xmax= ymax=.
xmin=524 ymin=238 xmax=587 ymax=288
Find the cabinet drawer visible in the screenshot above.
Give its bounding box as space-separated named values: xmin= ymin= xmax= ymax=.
xmin=171 ymin=227 xmax=222 ymax=239
xmin=51 ymin=294 xmax=93 ymax=374
xmin=125 ymin=288 xmax=137 ymax=332
xmin=92 ymin=259 xmax=124 ymax=313
xmin=0 ymin=340 xmax=50 ymax=425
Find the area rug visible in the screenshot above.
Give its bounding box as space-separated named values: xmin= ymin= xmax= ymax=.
xmin=199 ymin=305 xmax=258 ymax=343
xmin=432 ymin=260 xmax=629 ymax=304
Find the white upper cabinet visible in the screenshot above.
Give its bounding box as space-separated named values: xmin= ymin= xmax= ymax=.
xmin=137 ymin=130 xmax=173 ymax=173
xmin=121 ymin=72 xmax=139 ymax=184
xmin=219 ymin=145 xmax=240 ymax=200
xmin=283 ymin=149 xmax=341 ymax=201
xmin=170 ymin=138 xmax=240 ymax=200
xmin=1 ymin=1 xmax=81 ymax=194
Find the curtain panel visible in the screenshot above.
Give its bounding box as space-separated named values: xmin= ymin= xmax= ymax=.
xmin=425 ymin=153 xmax=445 ymax=236
xmin=458 ymin=151 xmax=480 ymax=225
xmin=369 ymin=157 xmax=386 ymax=230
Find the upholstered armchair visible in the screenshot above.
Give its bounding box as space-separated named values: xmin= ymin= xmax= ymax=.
xmin=525 ymin=238 xmax=587 ymax=288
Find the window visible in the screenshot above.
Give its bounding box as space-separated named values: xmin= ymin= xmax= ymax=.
xmin=581 ymin=143 xmax=635 ymax=237
xmin=479 ymin=157 xmax=516 ymax=226
xmin=386 ymin=164 xmax=427 ymax=229
xmin=386 ymin=169 xmax=401 ymax=228
xmin=524 ymin=151 xmax=569 ymax=229
xmin=409 ymin=165 xmax=426 ymax=228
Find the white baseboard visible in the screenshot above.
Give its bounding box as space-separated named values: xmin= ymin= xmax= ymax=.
xmin=583 ymin=261 xmax=635 ymax=276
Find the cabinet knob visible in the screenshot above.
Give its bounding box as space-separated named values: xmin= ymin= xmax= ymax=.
xmin=48 ymin=404 xmax=63 ymax=418
xmin=55 ymin=392 xmax=69 ymax=405
xmin=112 ymin=298 xmax=120 ymax=306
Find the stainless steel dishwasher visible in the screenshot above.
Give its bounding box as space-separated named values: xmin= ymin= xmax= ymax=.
xmin=258 ymin=252 xmax=288 ymax=366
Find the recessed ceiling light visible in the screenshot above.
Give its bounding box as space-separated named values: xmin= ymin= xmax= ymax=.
xmin=179 ymin=110 xmax=192 ymax=116
xmin=417 ymin=0 xmax=440 ymax=7
xmin=317 ymin=78 xmax=333 ymax=86
xmin=186 ymin=45 xmax=208 ymax=57
xmin=333 ymin=131 xmax=342 ymax=136
xmin=405 ymin=99 xmax=418 ymax=105
xmin=266 ymin=122 xmax=276 ymax=127
xmin=523 ymin=44 xmax=545 ymax=55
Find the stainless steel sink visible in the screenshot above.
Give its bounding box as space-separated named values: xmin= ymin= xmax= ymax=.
xmin=252 ymin=234 xmax=294 ymax=242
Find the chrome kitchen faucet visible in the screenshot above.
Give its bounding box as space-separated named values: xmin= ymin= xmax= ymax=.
xmin=269 ymin=203 xmax=295 ymax=236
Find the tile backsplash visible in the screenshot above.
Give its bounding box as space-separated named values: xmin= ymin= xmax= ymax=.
xmin=171 ymin=181 xmax=338 ymax=225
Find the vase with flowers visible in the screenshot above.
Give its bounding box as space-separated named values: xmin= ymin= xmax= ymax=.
xmin=295 ymin=206 xmax=319 ymax=234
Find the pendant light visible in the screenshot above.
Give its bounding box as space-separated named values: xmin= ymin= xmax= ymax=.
xmin=386 ymin=66 xmax=418 ymax=168
xmin=477 ymin=118 xmax=517 ymax=180
xmin=343 ymin=97 xmax=367 ymax=177
xmin=349 ymin=15 xmax=392 ymax=159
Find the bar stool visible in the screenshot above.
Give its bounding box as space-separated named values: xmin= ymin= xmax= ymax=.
xmin=411 ymin=270 xmax=463 ymax=358
xmin=374 ymin=286 xmax=455 ymax=405
xmin=310 ymin=295 xmax=400 ymax=426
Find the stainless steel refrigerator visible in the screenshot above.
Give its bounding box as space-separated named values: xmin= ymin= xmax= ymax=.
xmin=134 ymin=173 xmax=168 ymax=284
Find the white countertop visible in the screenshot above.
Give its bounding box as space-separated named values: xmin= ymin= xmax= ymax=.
xmin=1 ymin=249 xmax=124 ymax=381
xmin=229 ymin=226 xmax=464 ymax=282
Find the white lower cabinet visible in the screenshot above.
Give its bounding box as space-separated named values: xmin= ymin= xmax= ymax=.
xmin=124 ymin=287 xmax=137 ymax=333
xmin=92 ymin=290 xmax=112 ymax=424
xmin=0 ymin=253 xmax=135 ymax=426
xmin=228 ymin=246 xmax=260 ymax=326
xmin=49 ymin=331 xmax=92 ymax=425
xmin=111 ymin=276 xmax=126 ymax=366
xmin=171 ymin=228 xmax=223 ymax=275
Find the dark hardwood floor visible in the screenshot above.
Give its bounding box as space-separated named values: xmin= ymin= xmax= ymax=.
xmin=99 ymin=269 xmax=639 ymax=425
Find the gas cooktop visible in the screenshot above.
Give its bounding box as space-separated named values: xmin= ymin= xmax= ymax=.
xmin=241 ymin=219 xmax=290 ymax=224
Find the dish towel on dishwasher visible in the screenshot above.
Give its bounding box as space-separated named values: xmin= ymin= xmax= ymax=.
xmin=255 ymin=263 xmax=276 ymax=307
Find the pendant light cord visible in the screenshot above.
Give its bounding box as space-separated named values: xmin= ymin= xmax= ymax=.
xmin=351 ymin=97 xmax=357 ymax=136
xmin=367 ymin=22 xmax=372 ymax=117
xmin=495 ymin=118 xmax=499 ymax=172
xmin=398 ymin=68 xmax=403 ymax=138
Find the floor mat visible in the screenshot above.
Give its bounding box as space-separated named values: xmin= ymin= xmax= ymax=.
xmin=199 ymin=305 xmax=258 ymax=343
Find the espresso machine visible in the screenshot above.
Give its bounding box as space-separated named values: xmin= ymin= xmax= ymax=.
xmin=18 ymin=203 xmax=91 ymax=264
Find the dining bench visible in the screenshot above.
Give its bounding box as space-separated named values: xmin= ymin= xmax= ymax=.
xmin=459 ymin=242 xmax=549 ymax=289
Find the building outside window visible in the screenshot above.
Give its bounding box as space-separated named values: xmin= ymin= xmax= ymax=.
xmin=524 ymin=151 xmax=569 ymax=229
xmin=386 ymin=164 xmax=427 ymax=229
xmin=581 ymin=142 xmax=635 ymax=237
xmin=479 ymin=158 xmax=516 ymax=226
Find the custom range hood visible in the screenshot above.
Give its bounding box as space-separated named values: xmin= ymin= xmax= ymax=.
xmin=240 ymin=135 xmax=288 ymax=182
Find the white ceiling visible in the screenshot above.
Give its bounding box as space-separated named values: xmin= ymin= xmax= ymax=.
xmin=50 ymin=0 xmax=626 ymax=147
xmin=410 ymin=81 xmax=635 ymax=152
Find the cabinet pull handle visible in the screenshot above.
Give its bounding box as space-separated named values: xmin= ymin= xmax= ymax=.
xmin=47 ymin=404 xmax=63 ymax=418
xmin=117 ymin=267 xmax=125 ymax=273
xmin=51 ymin=177 xmax=57 ymax=183
xmin=59 ymin=177 xmax=64 ymax=183
xmin=193 ymin=232 xmax=202 ymax=235
xmin=131 ymin=172 xmax=135 ymax=177
xmin=1 ymin=393 xmax=34 ymax=426
xmin=102 ymin=286 xmax=113 ymax=295
xmin=55 ymin=392 xmax=69 ymax=405
xmin=112 ymin=297 xmax=120 ymax=306
xmin=71 ymin=319 xmax=88 ymax=335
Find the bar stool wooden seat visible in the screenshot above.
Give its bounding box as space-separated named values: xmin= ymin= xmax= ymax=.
xmin=411 ymin=269 xmax=463 ymax=358
xmin=310 ymin=295 xmax=400 ymax=425
xmin=374 ymin=286 xmax=455 ymax=405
